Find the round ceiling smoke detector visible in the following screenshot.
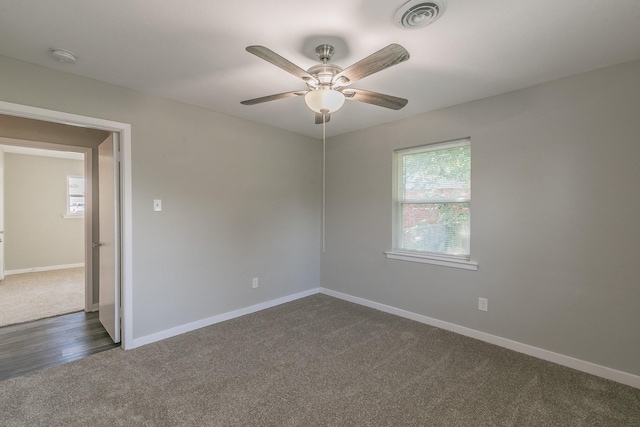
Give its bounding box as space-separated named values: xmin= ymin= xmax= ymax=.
xmin=51 ymin=49 xmax=77 ymax=63
xmin=395 ymin=0 xmax=447 ymax=29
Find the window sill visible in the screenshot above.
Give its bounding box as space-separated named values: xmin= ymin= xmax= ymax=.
xmin=63 ymin=214 xmax=84 ymax=219
xmin=385 ymin=251 xmax=478 ymax=271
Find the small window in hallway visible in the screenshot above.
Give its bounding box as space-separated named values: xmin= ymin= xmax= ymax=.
xmin=67 ymin=175 xmax=85 ymax=216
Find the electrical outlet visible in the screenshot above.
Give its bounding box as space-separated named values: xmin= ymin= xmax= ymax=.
xmin=252 ymin=278 xmax=259 ymax=289
xmin=478 ymin=297 xmax=488 ymax=312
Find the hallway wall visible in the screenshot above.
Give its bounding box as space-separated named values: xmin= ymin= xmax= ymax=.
xmin=4 ymin=153 xmax=84 ymax=272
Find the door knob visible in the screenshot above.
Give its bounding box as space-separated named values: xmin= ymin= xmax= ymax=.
xmin=93 ymin=242 xmax=103 ymax=248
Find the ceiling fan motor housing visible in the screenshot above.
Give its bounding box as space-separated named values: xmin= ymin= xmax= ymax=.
xmin=307 ymin=63 xmax=343 ymax=87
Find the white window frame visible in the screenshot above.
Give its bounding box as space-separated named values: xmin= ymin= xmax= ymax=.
xmin=65 ymin=175 xmax=85 ymax=218
xmin=386 ymin=138 xmax=477 ymax=270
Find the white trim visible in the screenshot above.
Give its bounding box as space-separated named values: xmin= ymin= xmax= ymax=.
xmin=0 ymin=100 xmax=133 ymax=350
xmin=120 ymin=124 xmax=133 ymax=350
xmin=393 ymin=138 xmax=472 ymax=261
xmin=0 ymin=102 xmax=130 ymax=133
xmin=0 ymin=144 xmax=84 ymax=160
xmin=84 ymin=150 xmax=93 ymax=313
xmin=320 ymin=287 xmax=640 ymax=389
xmin=90 ymin=303 xmax=99 ymax=312
xmin=385 ymin=251 xmax=478 ymax=270
xmin=0 ymin=148 xmax=4 ymax=281
xmin=396 ymin=137 xmax=471 ymax=155
xmin=5 ymin=263 xmax=85 ymax=276
xmin=129 ymin=288 xmax=320 ymax=349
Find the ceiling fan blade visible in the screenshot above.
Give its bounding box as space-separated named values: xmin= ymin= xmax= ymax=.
xmin=241 ymin=91 xmax=307 ymax=106
xmin=315 ymin=113 xmax=331 ymax=124
xmin=333 ymin=44 xmax=410 ymax=87
xmin=342 ymin=89 xmax=408 ymax=110
xmin=246 ymin=46 xmax=317 ymax=83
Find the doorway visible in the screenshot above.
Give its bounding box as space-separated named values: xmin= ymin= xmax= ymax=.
xmin=0 ymin=143 xmax=87 ymax=327
xmin=0 ymin=101 xmax=132 ymax=349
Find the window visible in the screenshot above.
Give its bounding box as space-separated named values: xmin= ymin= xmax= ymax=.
xmin=392 ymin=138 xmax=472 ymax=264
xmin=67 ymin=175 xmax=85 ymax=217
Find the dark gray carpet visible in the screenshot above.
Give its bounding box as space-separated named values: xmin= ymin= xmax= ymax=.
xmin=1 ymin=294 xmax=638 ymax=426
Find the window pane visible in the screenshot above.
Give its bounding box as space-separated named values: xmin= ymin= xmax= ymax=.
xmin=69 ymin=196 xmax=85 ymax=214
xmin=402 ymin=146 xmax=470 ymax=201
xmin=68 ymin=176 xmax=85 ymax=196
xmin=401 ymin=203 xmax=470 ymax=256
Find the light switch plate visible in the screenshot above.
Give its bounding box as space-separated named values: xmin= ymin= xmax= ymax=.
xmin=153 ymin=199 xmax=162 ymax=211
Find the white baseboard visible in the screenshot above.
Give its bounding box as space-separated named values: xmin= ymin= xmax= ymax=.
xmin=4 ymin=263 xmax=85 ymax=276
xmin=129 ymin=288 xmax=321 ymax=349
xmin=90 ymin=303 xmax=99 ymax=312
xmin=320 ymin=287 xmax=640 ymax=390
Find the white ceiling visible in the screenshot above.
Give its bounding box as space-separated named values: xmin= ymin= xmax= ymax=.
xmin=1 ymin=0 xmax=639 ymax=138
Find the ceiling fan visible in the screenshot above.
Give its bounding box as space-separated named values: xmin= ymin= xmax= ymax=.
xmin=241 ymin=43 xmax=410 ymax=124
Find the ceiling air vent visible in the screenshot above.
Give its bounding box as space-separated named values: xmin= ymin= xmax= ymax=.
xmin=395 ymin=0 xmax=447 ymax=29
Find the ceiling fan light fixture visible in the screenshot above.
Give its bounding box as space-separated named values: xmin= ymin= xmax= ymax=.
xmin=304 ymin=89 xmax=345 ymax=114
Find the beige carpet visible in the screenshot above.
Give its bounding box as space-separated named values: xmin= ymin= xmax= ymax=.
xmin=0 ymin=294 xmax=638 ymax=426
xmin=0 ymin=268 xmax=85 ymax=327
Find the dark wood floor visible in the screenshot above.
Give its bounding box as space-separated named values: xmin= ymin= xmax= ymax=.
xmin=0 ymin=311 xmax=120 ymax=382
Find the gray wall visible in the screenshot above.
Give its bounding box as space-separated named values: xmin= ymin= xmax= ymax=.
xmin=0 ymin=55 xmax=322 ymax=339
xmin=321 ymin=59 xmax=640 ymax=376
xmin=4 ymin=153 xmax=84 ymax=271
xmin=2 ymin=52 xmax=637 ymax=378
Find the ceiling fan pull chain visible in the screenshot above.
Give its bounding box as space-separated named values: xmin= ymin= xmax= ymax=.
xmin=322 ymin=111 xmax=326 ymax=253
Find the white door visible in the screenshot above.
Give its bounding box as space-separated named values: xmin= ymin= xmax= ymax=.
xmin=98 ymin=134 xmax=120 ymax=343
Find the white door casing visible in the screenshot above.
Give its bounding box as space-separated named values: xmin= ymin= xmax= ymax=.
xmin=98 ymin=134 xmax=120 ymax=343
xmin=0 ymin=147 xmax=4 ymax=280
xmin=0 ymin=101 xmax=132 ymax=349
